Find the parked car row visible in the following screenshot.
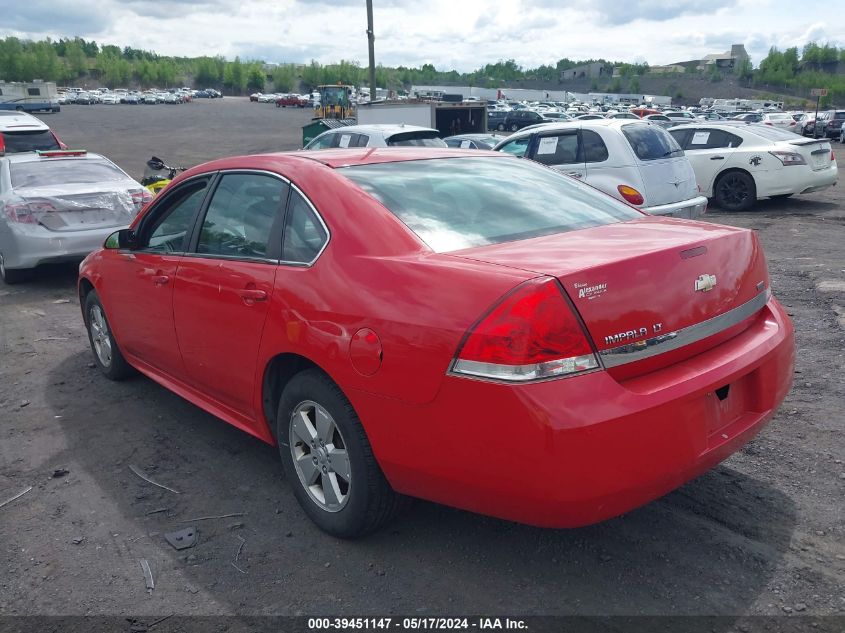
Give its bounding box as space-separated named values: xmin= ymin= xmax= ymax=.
xmin=251 ymin=92 xmax=315 ymax=107
xmin=58 ymin=87 xmax=221 ymax=105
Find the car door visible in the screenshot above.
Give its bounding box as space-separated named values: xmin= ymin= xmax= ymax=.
xmin=171 ymin=171 xmax=288 ymax=417
xmin=529 ymin=128 xmax=586 ymax=180
xmin=670 ymin=127 xmax=742 ymax=195
xmin=100 ymin=176 xmax=211 ymax=379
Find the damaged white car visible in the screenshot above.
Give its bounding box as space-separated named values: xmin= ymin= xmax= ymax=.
xmin=0 ymin=150 xmax=151 ymax=283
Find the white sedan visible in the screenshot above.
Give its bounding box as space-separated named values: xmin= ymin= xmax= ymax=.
xmin=760 ymin=112 xmax=795 ymax=129
xmin=668 ymin=122 xmax=838 ymax=211
xmin=0 ymin=150 xmax=150 ymax=283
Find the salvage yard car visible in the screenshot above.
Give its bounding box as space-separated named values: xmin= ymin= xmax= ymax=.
xmin=78 ymin=148 xmax=794 ymax=538
xmin=669 ymin=122 xmax=838 ymax=211
xmin=493 ymin=120 xmax=708 ymax=218
xmin=304 ymin=124 xmax=446 ymax=149
xmin=1 ymin=149 xmax=151 ymax=283
xmin=0 ymin=111 xmax=66 ymax=153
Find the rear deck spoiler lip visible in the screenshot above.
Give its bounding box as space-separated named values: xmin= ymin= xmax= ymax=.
xmin=599 ymin=288 xmax=771 ymax=368
xmin=789 ymin=138 xmax=831 ymax=146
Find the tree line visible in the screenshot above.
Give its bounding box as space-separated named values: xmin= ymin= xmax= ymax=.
xmin=1 ymin=35 xmax=843 ymax=103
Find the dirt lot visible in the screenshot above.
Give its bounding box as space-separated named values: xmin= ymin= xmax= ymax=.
xmin=0 ymin=99 xmax=843 ymax=628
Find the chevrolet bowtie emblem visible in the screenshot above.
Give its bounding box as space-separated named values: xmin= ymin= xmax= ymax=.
xmin=695 ymin=274 xmax=717 ymax=292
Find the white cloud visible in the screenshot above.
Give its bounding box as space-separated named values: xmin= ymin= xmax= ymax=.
xmin=0 ymin=0 xmax=841 ymax=71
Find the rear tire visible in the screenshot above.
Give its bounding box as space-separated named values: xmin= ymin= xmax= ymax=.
xmin=0 ymin=255 xmax=30 ymax=284
xmin=277 ymin=369 xmax=406 ymax=538
xmin=496 ymin=123 xmax=505 ymax=131
xmin=84 ymin=290 xmax=133 ymax=381
xmin=713 ymin=171 xmax=756 ymax=212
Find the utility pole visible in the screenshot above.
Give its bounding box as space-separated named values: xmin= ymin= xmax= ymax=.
xmin=366 ymin=0 xmax=376 ymax=102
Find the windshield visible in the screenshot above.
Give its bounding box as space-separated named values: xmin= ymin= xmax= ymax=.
xmin=621 ymin=123 xmax=683 ymax=160
xmin=1 ymin=130 xmax=60 ymax=153
xmin=340 ymin=157 xmax=640 ymax=253
xmin=11 ymin=158 xmax=127 ymax=189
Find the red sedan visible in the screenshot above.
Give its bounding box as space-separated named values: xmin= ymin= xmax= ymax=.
xmin=78 ymin=149 xmax=794 ymax=538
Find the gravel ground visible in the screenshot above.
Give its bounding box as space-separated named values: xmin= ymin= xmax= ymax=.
xmin=0 ymin=99 xmax=843 ymax=628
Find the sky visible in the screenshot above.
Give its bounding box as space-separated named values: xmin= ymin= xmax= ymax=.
xmin=2 ymin=0 xmax=843 ymax=71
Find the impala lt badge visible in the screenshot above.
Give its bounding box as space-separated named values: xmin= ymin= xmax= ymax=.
xmin=695 ymin=274 xmax=717 ymax=292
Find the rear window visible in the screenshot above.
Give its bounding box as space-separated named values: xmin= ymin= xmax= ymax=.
xmin=1 ymin=129 xmax=60 ymax=153
xmin=621 ymin=124 xmax=683 ymax=160
xmin=11 ymin=158 xmax=127 ymax=189
xmin=833 ymin=112 xmax=845 ymax=120
xmin=386 ymin=131 xmax=446 ymax=147
xmin=340 ymin=157 xmax=640 ymax=253
xmin=744 ymin=125 xmax=804 ymax=142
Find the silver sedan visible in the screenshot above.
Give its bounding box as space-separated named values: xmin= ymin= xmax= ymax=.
xmin=0 ymin=150 xmax=149 ymax=283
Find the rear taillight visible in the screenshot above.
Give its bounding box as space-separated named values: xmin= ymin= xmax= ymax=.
xmin=0 ymin=133 xmax=5 ymax=156
xmin=765 ymin=122 xmax=773 ymax=126
xmin=130 ymin=189 xmax=153 ymax=211
xmin=451 ymin=278 xmax=599 ymax=382
xmin=4 ymin=200 xmax=55 ymax=224
xmin=617 ymin=185 xmax=644 ymax=205
xmin=52 ymin=131 xmax=68 ymax=150
xmin=770 ymin=150 xmax=806 ymax=166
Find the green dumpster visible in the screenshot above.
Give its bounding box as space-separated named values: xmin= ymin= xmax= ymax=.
xmin=301 ymin=118 xmax=356 ymax=147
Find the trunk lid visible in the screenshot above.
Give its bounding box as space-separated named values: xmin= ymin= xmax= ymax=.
xmin=787 ymin=138 xmax=833 ymax=171
xmin=16 ymin=183 xmax=141 ymax=232
xmin=636 ymin=156 xmax=698 ymax=206
xmin=450 ymin=217 xmax=769 ymax=376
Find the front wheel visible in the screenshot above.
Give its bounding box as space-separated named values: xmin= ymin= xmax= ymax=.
xmin=84 ymin=290 xmax=133 ymax=380
xmin=277 ymin=369 xmax=406 ymax=538
xmin=510 ymin=123 xmax=519 ymax=131
xmin=713 ymin=171 xmax=756 ymax=212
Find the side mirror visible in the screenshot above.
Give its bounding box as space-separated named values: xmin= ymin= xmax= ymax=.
xmin=105 ymin=228 xmax=136 ymax=250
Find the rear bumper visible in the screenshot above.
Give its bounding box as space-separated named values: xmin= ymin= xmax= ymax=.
xmin=643 ymin=195 xmax=708 ymax=219
xmin=353 ymin=297 xmax=794 ymax=528
xmin=755 ymin=163 xmax=838 ymax=196
xmin=0 ymin=224 xmax=118 ymax=270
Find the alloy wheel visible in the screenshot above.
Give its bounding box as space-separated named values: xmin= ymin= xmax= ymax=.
xmin=88 ymin=305 xmax=113 ymax=367
xmin=289 ymin=400 xmax=351 ymax=512
xmin=717 ymin=174 xmax=751 ymax=209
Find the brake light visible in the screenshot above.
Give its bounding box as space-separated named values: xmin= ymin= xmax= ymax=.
xmin=0 ymin=134 xmax=5 ymax=156
xmin=130 ymin=189 xmax=153 ymax=211
xmin=617 ymin=185 xmax=644 ymax=205
xmin=36 ymin=149 xmax=87 ymax=157
xmin=4 ymin=199 xmax=55 ymax=224
xmin=51 ymin=131 xmax=68 ymax=150
xmin=451 ymin=278 xmax=599 ymax=382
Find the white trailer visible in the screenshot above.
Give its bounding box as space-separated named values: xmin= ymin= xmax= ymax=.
xmin=356 ymin=102 xmax=487 ymax=136
xmin=0 ymin=81 xmax=59 ymax=113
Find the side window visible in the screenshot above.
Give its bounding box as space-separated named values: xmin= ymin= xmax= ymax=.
xmin=581 ymin=129 xmax=609 ymax=163
xmin=497 ymin=137 xmax=530 ymax=158
xmin=142 ymin=179 xmax=209 ymax=253
xmin=354 ymin=134 xmax=370 ymax=147
xmin=724 ymin=132 xmax=743 ymax=148
xmin=686 ymin=129 xmax=737 ymax=149
xmin=307 ymin=133 xmax=335 ymax=150
xmin=197 ymin=173 xmax=288 ymax=259
xmin=669 ymin=129 xmax=692 ymax=148
xmin=282 ymin=190 xmax=328 ymax=264
xmin=533 ymin=133 xmax=579 ymax=165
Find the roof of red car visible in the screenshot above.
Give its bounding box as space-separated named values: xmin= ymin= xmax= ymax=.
xmin=181 ymin=148 xmax=508 ymax=176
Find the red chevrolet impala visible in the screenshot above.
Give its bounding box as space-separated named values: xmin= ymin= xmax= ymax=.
xmin=78 ymin=149 xmax=794 ymax=538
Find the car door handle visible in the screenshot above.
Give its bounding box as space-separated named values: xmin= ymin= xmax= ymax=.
xmin=710 ymin=156 xmax=725 ymax=160
xmin=567 ymin=172 xmax=583 ymax=178
xmin=151 ymin=275 xmax=170 ymax=286
xmin=238 ymin=288 xmax=267 ymax=303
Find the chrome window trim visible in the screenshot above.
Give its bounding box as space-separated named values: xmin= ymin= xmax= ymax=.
xmin=599 ymin=288 xmax=771 ymax=368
